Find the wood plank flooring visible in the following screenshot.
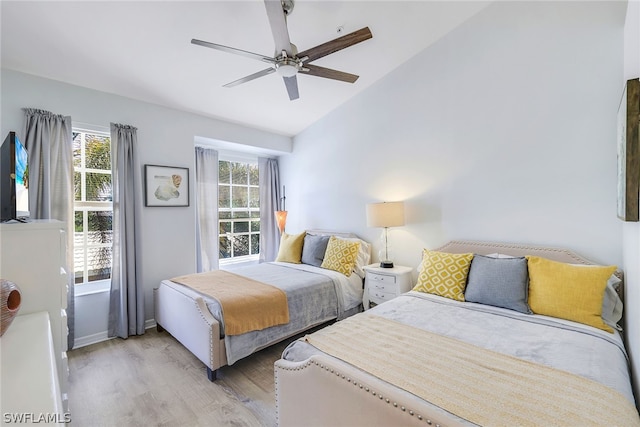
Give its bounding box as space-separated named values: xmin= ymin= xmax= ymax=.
xmin=68 ymin=328 xmax=293 ymax=427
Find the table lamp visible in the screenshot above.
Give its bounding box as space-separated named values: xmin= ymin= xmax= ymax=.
xmin=366 ymin=201 xmax=405 ymax=268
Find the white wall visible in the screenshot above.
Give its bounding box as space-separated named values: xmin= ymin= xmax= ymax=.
xmin=282 ymin=1 xmax=624 ymax=267
xmin=622 ymin=0 xmax=640 ymax=408
xmin=281 ymin=0 xmax=635 ymax=400
xmin=0 ymin=69 xmax=292 ymax=345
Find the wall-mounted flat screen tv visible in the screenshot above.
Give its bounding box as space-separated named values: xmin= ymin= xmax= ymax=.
xmin=0 ymin=131 xmax=30 ymax=221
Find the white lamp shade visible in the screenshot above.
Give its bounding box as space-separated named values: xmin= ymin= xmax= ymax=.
xmin=366 ymin=202 xmax=405 ymax=228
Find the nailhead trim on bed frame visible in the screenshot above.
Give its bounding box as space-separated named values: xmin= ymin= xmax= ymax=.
xmin=275 ymin=358 xmax=445 ymax=426
xmin=191 ymin=298 xmax=216 ymax=373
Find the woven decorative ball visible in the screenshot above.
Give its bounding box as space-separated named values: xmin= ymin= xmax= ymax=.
xmin=1 ymin=279 xmax=22 ymax=337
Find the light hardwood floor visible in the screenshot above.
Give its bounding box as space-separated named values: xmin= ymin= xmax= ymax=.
xmin=68 ymin=329 xmax=293 ymax=427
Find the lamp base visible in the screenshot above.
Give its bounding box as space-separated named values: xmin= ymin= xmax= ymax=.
xmin=379 ymin=261 xmax=394 ymax=268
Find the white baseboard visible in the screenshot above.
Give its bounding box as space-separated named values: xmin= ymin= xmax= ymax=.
xmin=74 ymin=331 xmax=111 ymax=349
xmin=73 ymin=319 xmax=157 ymax=349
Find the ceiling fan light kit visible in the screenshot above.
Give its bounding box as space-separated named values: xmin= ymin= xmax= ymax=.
xmin=276 ymin=63 xmax=299 ymax=78
xmin=191 ymin=0 xmax=372 ymax=100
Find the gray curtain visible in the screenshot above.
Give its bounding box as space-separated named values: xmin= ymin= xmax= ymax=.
xmin=108 ymin=123 xmax=144 ymax=338
xmin=195 ymin=147 xmax=219 ymax=272
xmin=258 ymin=157 xmax=281 ymax=263
xmin=22 ymin=108 xmax=75 ymax=350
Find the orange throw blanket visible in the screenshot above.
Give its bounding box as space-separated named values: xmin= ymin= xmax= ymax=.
xmin=171 ymin=270 xmax=289 ymax=336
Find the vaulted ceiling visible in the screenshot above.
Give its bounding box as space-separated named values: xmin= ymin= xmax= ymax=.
xmin=1 ymin=1 xmax=490 ymax=136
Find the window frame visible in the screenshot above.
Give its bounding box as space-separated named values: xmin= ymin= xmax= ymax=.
xmin=217 ymin=155 xmax=260 ymax=265
xmin=72 ymin=125 xmax=113 ymax=294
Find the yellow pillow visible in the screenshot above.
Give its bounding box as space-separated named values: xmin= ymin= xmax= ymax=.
xmin=275 ymin=231 xmax=306 ymax=263
xmin=320 ymin=236 xmax=360 ymax=277
xmin=412 ymin=249 xmax=473 ymax=301
xmin=526 ymin=256 xmax=616 ymax=333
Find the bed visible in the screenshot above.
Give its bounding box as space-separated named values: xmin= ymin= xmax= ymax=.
xmin=275 ymin=240 xmax=640 ymax=426
xmin=154 ymin=230 xmax=370 ymax=381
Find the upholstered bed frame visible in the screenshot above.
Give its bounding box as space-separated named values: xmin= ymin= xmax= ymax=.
xmin=154 ymin=229 xmax=367 ymax=381
xmin=154 ymin=277 xmax=350 ymax=382
xmin=154 ymin=280 xmax=225 ymax=381
xmin=274 ymin=240 xmax=625 ymax=427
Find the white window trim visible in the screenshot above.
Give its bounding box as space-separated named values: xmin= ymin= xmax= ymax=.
xmin=218 ymin=157 xmax=261 ymax=261
xmin=218 ymin=151 xmax=259 ymax=165
xmin=219 ymin=254 xmax=260 ymax=266
xmin=75 ymin=279 xmax=110 ymax=296
xmin=74 ymin=122 xmax=110 ymax=135
xmin=72 ymin=125 xmax=113 ymax=288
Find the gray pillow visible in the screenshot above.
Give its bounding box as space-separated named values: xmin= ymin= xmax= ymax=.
xmin=464 ymin=255 xmax=531 ymax=314
xmin=301 ymin=234 xmax=330 ymax=267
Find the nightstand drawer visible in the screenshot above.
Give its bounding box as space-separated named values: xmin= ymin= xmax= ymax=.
xmin=369 ymin=290 xmax=396 ymax=304
xmin=368 ymin=280 xmax=396 ymax=294
xmin=367 ymin=273 xmax=396 ymax=285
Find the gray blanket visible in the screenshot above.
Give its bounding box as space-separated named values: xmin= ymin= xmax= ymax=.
xmin=284 ymin=291 xmax=636 ymax=406
xmin=198 ymin=262 xmax=361 ymax=364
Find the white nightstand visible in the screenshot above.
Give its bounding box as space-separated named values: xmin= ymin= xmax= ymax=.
xmin=363 ymin=264 xmax=413 ymax=310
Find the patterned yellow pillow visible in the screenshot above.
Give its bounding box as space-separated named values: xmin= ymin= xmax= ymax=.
xmin=526 ymin=256 xmax=616 ymax=333
xmin=412 ymin=249 xmax=474 ymax=301
xmin=321 ymin=236 xmax=360 ymax=277
xmin=275 ymin=231 xmax=306 ymax=263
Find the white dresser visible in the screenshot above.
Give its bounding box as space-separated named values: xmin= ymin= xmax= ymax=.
xmin=0 ymin=220 xmax=69 ymax=411
xmin=0 ymin=312 xmax=68 ymax=425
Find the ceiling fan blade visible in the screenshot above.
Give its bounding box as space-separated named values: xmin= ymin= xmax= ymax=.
xmin=282 ymin=75 xmax=299 ymax=100
xmin=300 ymin=64 xmax=359 ymax=83
xmin=191 ymin=39 xmax=275 ymax=64
xmin=223 ymin=67 xmax=277 ymax=88
xmin=264 ymin=0 xmax=292 ymax=55
xmin=297 ymin=27 xmax=372 ymax=64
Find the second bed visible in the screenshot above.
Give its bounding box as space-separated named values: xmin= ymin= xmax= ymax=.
xmin=154 ymin=231 xmax=369 ymax=380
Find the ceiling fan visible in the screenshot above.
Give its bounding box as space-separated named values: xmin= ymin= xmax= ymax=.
xmin=191 ymin=0 xmax=372 ymax=101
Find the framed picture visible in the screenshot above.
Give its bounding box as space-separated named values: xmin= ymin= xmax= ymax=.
xmin=144 ymin=164 xmax=189 ymax=207
xmin=617 ymin=78 xmax=640 ymax=222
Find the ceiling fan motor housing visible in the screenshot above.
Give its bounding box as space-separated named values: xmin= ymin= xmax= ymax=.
xmin=276 ymin=49 xmax=303 ymax=77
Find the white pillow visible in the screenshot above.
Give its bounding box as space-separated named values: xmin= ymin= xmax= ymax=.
xmin=485 ymin=253 xmax=515 ymax=259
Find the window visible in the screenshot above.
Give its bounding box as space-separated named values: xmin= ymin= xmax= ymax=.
xmin=73 ymin=130 xmax=113 ymax=286
xmin=218 ymin=160 xmax=260 ymax=261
